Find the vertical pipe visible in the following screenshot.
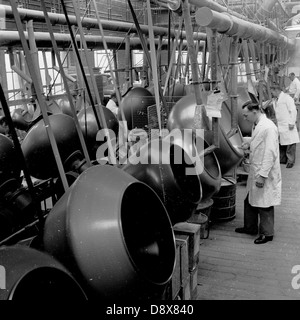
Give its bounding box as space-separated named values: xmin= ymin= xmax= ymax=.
xmin=156 ymin=35 xmax=163 ymax=85
xmin=146 ymin=0 xmax=162 ymax=132
xmin=142 ymin=50 xmax=149 ymax=88
xmin=227 ymin=36 xmax=239 ymax=138
xmin=181 ymin=0 xmax=209 ymax=132
xmin=242 ymin=39 xmax=257 ymax=97
xmin=40 ymin=0 xmax=91 ymax=167
xmin=163 ymin=17 xmax=182 ymax=96
xmin=91 ymin=0 xmax=127 ymax=139
xmin=248 ymin=39 xmax=259 ymax=81
xmin=123 ymin=34 xmax=133 ymax=95
xmin=259 ymin=42 xmax=265 ymax=106
xmin=9 ymin=0 xmax=69 ymax=192
xmin=184 ymin=51 xmax=190 ymax=81
xmin=112 ymin=49 xmax=120 ymax=90
xmin=208 ymin=27 xmax=220 ymax=148
xmin=71 ymin=0 xmax=117 ymax=164
xmin=201 ymin=38 xmax=207 ymax=82
xmin=0 ymin=50 xmax=8 ymax=103
xmin=27 ymin=20 xmax=43 ymax=93
xmin=127 ymin=0 xmax=168 ymax=112
xmin=60 ymin=0 xmax=102 ymax=131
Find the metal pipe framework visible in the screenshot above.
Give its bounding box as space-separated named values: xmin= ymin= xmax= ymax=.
xmin=0 ymin=4 xmax=206 ymax=41
xmin=0 ymin=30 xmax=204 ymax=50
xmin=195 ymin=7 xmax=295 ymax=50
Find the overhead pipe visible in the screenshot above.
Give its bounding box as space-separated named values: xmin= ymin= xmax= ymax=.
xmin=189 ymin=0 xmax=248 ymax=20
xmin=0 ymin=30 xmax=204 ymax=50
xmin=195 ymin=7 xmax=296 ymax=50
xmin=0 ymin=5 xmax=206 ymax=42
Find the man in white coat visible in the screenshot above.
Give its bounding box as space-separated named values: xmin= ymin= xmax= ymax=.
xmin=270 ymin=84 xmax=299 ymax=168
xmin=106 ymin=92 xmax=119 ymax=117
xmin=235 ymin=102 xmax=282 ymax=244
xmin=286 ymin=73 xmax=300 ymax=102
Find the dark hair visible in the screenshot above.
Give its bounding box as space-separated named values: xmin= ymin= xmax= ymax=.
xmin=242 ymin=101 xmax=260 ymax=111
xmin=289 ymin=72 xmax=295 ymax=77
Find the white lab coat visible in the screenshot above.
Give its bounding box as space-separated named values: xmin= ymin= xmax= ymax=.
xmin=106 ymin=99 xmax=118 ymax=116
xmin=273 ymin=92 xmax=300 ymax=145
xmin=246 ymin=114 xmax=282 ymax=208
xmin=287 ymin=77 xmax=300 ymax=99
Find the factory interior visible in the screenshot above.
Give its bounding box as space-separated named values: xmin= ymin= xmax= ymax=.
xmin=0 ymin=0 xmax=300 ymax=303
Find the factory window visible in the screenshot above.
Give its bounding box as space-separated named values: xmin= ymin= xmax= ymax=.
xmin=4 ymin=50 xmax=68 ymax=108
xmin=94 ymin=50 xmax=114 ymax=73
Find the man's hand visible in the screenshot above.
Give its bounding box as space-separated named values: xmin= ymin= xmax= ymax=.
xmin=255 ymin=175 xmax=266 ymax=188
xmin=241 ymin=142 xmax=250 ymax=150
xmin=289 ymin=124 xmax=295 ymax=130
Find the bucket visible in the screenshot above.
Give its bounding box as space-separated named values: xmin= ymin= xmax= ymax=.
xmin=187 ymin=199 xmax=214 ymax=239
xmin=211 ymin=177 xmax=236 ymax=221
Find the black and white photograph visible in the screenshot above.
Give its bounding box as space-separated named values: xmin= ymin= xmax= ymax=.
xmin=0 ymin=0 xmax=300 ymax=310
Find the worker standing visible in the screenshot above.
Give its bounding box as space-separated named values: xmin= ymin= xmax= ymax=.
xmin=270 ymin=84 xmax=300 ymax=168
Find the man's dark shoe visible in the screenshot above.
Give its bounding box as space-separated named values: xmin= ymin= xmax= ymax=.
xmin=235 ymin=227 xmax=257 ymax=235
xmin=254 ymin=235 xmax=273 ymax=244
xmin=286 ymin=163 xmax=294 ymax=168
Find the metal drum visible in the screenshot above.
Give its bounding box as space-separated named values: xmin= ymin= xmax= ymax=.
xmin=0 ymin=246 xmax=87 ymax=300
xmin=77 ymin=106 xmax=119 ymax=160
xmin=21 ymin=113 xmax=82 ymax=180
xmin=187 ymin=198 xmax=214 ymax=239
xmin=216 ymin=99 xmax=244 ymax=174
xmin=118 ymin=87 xmax=155 ymax=130
xmin=168 ymin=94 xmax=243 ymax=176
xmin=170 ymin=128 xmax=221 ymax=202
xmin=43 ymin=165 xmax=175 ymax=300
xmin=123 ymin=136 xmax=203 ymax=225
xmin=211 ymin=177 xmax=237 ymax=221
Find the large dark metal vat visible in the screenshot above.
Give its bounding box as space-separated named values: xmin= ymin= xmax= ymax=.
xmin=167 ymin=129 xmax=221 ymax=202
xmin=77 ymin=106 xmax=119 ymax=159
xmin=167 ymin=94 xmax=243 ymax=175
xmin=0 ymin=246 xmax=87 ymax=300
xmin=21 ymin=113 xmax=82 ymax=180
xmin=123 ymin=135 xmax=203 ymax=225
xmin=216 ymin=98 xmax=244 ymax=173
xmin=118 ymin=87 xmax=155 ymax=130
xmin=43 ymin=165 xmax=175 ymax=300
